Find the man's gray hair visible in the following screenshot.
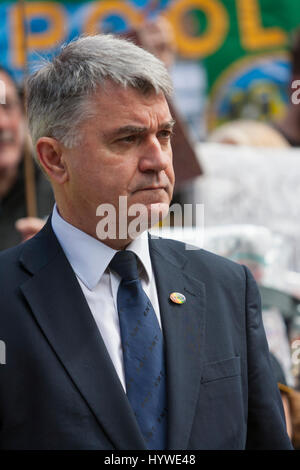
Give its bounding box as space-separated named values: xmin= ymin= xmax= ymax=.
xmin=26 ymin=34 xmax=173 ymax=150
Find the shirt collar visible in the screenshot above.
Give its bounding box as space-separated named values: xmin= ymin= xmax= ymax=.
xmin=51 ymin=204 xmax=152 ymax=290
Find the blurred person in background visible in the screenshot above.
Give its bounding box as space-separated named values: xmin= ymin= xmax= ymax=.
xmin=138 ymin=14 xmax=207 ymax=144
xmin=137 ymin=16 xmax=176 ymax=70
xmin=0 ymin=67 xmax=54 ymax=250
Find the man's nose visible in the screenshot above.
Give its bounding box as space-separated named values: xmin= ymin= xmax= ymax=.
xmin=138 ymin=136 xmax=171 ymax=173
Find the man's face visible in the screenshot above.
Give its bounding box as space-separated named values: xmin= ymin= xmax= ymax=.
xmin=60 ymin=82 xmax=175 ymax=244
xmin=0 ymin=71 xmax=24 ymax=172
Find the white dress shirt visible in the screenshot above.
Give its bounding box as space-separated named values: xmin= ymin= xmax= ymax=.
xmin=51 ymin=205 xmax=162 ymax=391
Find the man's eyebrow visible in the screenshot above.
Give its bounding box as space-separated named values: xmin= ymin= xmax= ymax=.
xmin=159 ymin=119 xmax=176 ymax=131
xmin=105 ymin=125 xmax=147 ymax=139
xmin=104 ymin=119 xmax=176 ymax=139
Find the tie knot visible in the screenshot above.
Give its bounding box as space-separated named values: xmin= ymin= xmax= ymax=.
xmin=110 ymin=250 xmax=139 ymax=281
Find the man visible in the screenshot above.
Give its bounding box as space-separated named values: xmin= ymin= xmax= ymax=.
xmin=0 ymin=67 xmax=54 ymax=250
xmin=0 ymin=35 xmax=293 ymax=450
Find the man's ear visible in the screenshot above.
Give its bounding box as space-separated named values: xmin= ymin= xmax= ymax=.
xmin=36 ymin=137 xmax=68 ymax=184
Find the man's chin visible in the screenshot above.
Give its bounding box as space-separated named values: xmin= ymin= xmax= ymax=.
xmin=147 ymin=202 xmax=170 ymax=227
xmin=125 ymin=201 xmax=170 ymax=240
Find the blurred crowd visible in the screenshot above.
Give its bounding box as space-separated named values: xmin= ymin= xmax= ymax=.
xmin=1 ymin=12 xmax=300 ymax=448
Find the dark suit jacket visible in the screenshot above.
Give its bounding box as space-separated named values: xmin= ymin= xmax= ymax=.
xmin=0 ymin=220 xmax=293 ymax=450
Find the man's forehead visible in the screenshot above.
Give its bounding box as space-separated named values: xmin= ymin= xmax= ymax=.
xmin=95 ymin=81 xmax=168 ymax=108
xmin=101 ymin=79 xmax=157 ymax=97
xmin=91 ymin=84 xmax=172 ymax=129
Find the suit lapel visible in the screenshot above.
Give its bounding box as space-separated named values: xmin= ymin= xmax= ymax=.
xmin=19 ymin=221 xmax=147 ymax=450
xmin=149 ymin=236 xmax=206 ymax=450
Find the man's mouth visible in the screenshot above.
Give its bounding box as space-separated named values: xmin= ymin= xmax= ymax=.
xmin=134 ymin=185 xmax=167 ymax=193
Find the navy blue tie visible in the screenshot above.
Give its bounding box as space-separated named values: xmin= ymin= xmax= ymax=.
xmin=110 ymin=250 xmax=167 ymax=450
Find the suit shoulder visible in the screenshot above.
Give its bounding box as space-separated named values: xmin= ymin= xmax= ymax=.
xmin=151 ymin=236 xmax=246 ymax=280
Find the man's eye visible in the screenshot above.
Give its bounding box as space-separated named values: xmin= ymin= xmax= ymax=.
xmin=158 ymin=130 xmax=173 ymax=140
xmin=119 ymin=135 xmax=137 ymax=143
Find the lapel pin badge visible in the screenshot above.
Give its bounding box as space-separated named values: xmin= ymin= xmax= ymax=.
xmin=170 ymin=292 xmax=186 ymax=304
